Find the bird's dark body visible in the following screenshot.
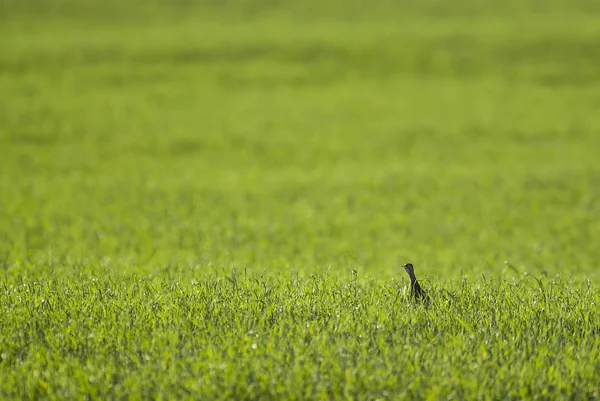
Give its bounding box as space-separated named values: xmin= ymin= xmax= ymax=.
xmin=409 ymin=277 xmax=428 ymax=301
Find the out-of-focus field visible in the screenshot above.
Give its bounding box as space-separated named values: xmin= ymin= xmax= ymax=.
xmin=1 ymin=0 xmax=600 ymax=399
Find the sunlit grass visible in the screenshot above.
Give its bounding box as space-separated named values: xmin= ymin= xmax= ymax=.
xmin=2 ymin=0 xmax=600 ymax=398
xmin=1 ymin=268 xmax=599 ymax=399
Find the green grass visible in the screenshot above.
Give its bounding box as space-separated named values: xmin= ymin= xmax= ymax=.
xmin=1 ymin=0 xmax=600 ymax=399
xmin=2 ymin=272 xmax=600 ymax=399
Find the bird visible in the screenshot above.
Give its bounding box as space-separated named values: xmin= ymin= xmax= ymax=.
xmin=402 ymin=263 xmax=429 ymax=302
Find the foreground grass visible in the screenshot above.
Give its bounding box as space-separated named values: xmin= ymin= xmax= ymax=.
xmin=1 ymin=269 xmax=599 ymax=399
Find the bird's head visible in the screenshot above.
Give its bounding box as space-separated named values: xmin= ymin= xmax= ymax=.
xmin=402 ymin=263 xmax=414 ymax=275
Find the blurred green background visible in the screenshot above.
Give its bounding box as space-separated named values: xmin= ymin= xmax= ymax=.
xmin=1 ymin=0 xmax=599 ymax=278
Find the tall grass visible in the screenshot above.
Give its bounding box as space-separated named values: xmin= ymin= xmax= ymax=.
xmin=2 ymin=269 xmax=599 ymax=399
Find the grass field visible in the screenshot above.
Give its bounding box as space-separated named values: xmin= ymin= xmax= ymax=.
xmin=2 ymin=0 xmax=600 ymax=399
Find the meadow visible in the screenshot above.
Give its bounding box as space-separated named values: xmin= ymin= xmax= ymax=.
xmin=1 ymin=0 xmax=600 ymax=399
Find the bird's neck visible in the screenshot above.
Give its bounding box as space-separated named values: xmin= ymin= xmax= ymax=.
xmin=407 ymin=272 xmax=418 ymax=283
